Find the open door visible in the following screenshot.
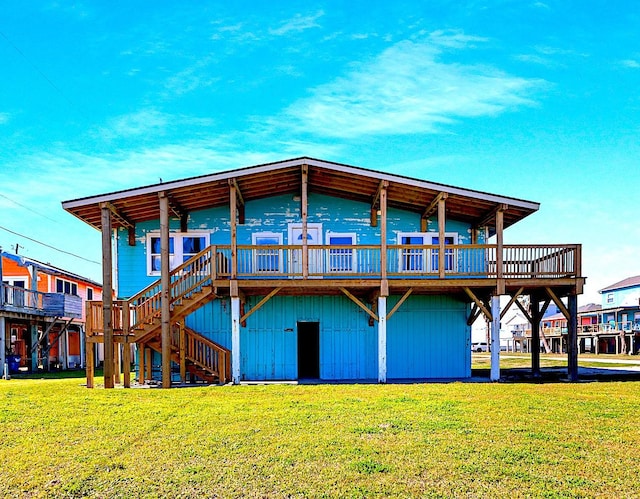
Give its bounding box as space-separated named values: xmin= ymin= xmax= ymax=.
xmin=297 ymin=321 xmax=320 ymax=379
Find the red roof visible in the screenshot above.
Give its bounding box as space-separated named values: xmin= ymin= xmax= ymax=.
xmin=600 ymin=275 xmax=640 ymax=293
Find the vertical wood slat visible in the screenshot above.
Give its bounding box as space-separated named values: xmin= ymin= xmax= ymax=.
xmin=86 ymin=340 xmax=95 ymax=389
xmin=179 ymin=322 xmax=186 ymax=383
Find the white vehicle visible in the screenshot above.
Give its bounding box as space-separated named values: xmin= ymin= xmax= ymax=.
xmin=471 ymin=342 xmax=488 ymax=352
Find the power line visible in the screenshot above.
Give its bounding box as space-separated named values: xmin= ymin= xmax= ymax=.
xmin=0 ymin=30 xmax=82 ymax=115
xmin=0 ymin=224 xmax=100 ymax=265
xmin=0 ymin=192 xmax=61 ymax=224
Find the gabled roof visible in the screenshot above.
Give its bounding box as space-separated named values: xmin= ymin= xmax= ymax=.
xmin=62 ymin=157 xmax=539 ymax=233
xmin=1 ymin=251 xmax=102 ymax=288
xmin=599 ymin=275 xmax=640 ymax=293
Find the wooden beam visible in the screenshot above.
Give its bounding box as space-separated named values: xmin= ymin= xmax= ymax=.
xmin=229 ymin=178 xmax=245 ymax=206
xmin=477 ymin=203 xmax=509 ymax=230
xmin=513 ymin=298 xmax=533 ymax=324
xmin=467 ymin=304 xmax=482 ymax=326
xmin=340 ymin=287 xmax=379 ymax=322
xmin=159 ymin=192 xmax=171 ymax=388
xmin=380 ymin=181 xmax=388 ymax=283
xmin=240 ymin=287 xmax=282 ymax=323
xmin=370 ymin=180 xmax=385 ymax=227
xmin=496 ymin=207 xmax=505 ymax=295
xmin=438 ymin=195 xmax=446 ymax=279
xmin=104 ymin=202 xmax=134 ymax=228
xmin=122 ymin=301 xmax=131 ymax=388
xmin=422 ymin=192 xmax=448 ymax=220
xmin=463 ymin=287 xmax=492 ymax=322
xmin=545 ymin=287 xmax=570 ymax=320
xmin=301 ymin=164 xmax=308 ymax=279
xmin=230 ymin=181 xmax=238 ymax=279
xmin=387 ymin=288 xmax=413 ymax=320
xmin=500 ymin=287 xmax=524 ymax=320
xmin=167 ymin=195 xmax=188 ymax=232
xmin=100 ymin=203 xmax=114 ymax=388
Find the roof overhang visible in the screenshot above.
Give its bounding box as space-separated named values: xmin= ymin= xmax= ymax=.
xmin=62 ymin=157 xmax=539 ymax=234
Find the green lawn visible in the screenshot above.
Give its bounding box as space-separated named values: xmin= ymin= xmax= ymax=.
xmin=2 ymin=375 xmax=640 ymax=498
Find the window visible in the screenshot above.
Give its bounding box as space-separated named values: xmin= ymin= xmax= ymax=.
xmin=87 ymin=288 xmax=94 ymax=300
xmin=397 ymin=232 xmax=458 ymax=272
xmin=606 ymin=293 xmax=614 ymax=304
xmin=146 ymin=232 xmax=208 ymax=275
xmin=252 ymin=232 xmax=283 ymax=273
xmin=327 ymin=233 xmax=356 ymax=272
xmin=56 ymin=278 xmax=78 ymax=296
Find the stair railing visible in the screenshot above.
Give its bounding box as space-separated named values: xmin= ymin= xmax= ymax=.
xmin=170 ymin=323 xmax=231 ymax=383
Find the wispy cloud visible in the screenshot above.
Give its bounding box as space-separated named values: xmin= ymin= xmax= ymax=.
xmin=280 ymin=32 xmax=543 ymax=138
xmin=619 ymin=59 xmax=640 ymax=69
xmin=270 ymin=11 xmax=324 ymax=36
xmin=91 ymin=109 xmax=215 ymax=142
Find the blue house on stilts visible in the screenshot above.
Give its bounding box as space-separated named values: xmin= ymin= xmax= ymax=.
xmin=62 ymin=157 xmax=585 ymax=387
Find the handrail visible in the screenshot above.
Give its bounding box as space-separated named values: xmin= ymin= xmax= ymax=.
xmin=171 ymin=325 xmax=231 ymax=382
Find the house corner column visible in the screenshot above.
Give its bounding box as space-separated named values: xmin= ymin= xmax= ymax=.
xmin=377 ymin=296 xmax=387 ymax=383
xmin=490 ymin=296 xmax=501 ymax=381
xmin=231 ymin=296 xmax=241 ymax=384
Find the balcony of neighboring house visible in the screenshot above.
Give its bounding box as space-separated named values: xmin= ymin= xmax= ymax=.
xmin=0 ymin=282 xmax=82 ymax=319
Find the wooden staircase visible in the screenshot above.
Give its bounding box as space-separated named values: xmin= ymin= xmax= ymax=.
xmin=87 ymin=246 xmax=231 ymax=384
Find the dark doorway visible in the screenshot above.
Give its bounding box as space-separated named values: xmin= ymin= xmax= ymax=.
xmin=297 ymin=321 xmax=320 ymax=379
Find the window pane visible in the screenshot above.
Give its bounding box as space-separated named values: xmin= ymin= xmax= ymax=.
xmin=57 ymin=280 xmax=63 ymax=293
xmin=329 ymin=236 xmax=354 ymax=272
xmin=87 ymin=288 xmax=93 ymax=300
xmin=329 ymin=236 xmax=352 ymax=245
xmin=183 ymin=236 xmax=206 ymax=255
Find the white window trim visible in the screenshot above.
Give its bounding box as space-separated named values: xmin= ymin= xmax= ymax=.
xmin=606 ymin=293 xmax=614 ymax=304
xmin=396 ymin=231 xmax=458 ymax=273
xmin=252 ymin=231 xmax=283 ymax=273
xmin=55 ymin=277 xmax=78 ymax=296
xmin=146 ymin=231 xmax=209 ymax=276
xmin=326 ymin=232 xmax=357 ymax=273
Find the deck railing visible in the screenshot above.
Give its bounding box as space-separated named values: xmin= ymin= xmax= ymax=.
xmin=230 ymin=243 xmax=580 ymax=279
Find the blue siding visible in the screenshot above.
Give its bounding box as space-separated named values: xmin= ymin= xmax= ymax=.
xmin=387 ymin=295 xmax=471 ymax=379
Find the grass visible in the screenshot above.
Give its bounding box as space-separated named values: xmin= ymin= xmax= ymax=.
xmin=2 ymin=374 xmax=640 ymax=498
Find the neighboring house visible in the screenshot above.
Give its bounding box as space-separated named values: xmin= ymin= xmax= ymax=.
xmin=61 ymin=157 xmax=585 ymax=387
xmin=596 ymin=276 xmax=640 ymax=354
xmin=0 ymin=250 xmax=103 ymax=376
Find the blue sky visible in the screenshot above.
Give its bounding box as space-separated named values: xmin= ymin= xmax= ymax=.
xmin=0 ymin=1 xmax=638 ymax=304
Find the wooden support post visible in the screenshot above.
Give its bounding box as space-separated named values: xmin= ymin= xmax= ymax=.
xmin=122 ymin=340 xmax=131 ymax=388
xmin=495 ymin=208 xmax=505 ymax=295
xmin=531 ymin=296 xmax=541 ymax=378
xmin=380 ymin=181 xmax=388 ymax=286
xmin=567 ymin=293 xmax=578 ymax=382
xmin=438 ymin=196 xmax=446 ymax=279
xmin=231 ymin=296 xmax=241 ymax=384
xmin=145 ymin=347 xmax=152 ymax=381
xmin=179 ymin=322 xmax=186 ymax=383
xmin=378 ymin=296 xmax=387 ymax=383
xmin=490 ymin=296 xmax=501 ymax=381
xmin=100 ymin=203 xmax=114 ymax=389
xmin=113 ymin=343 xmax=121 ymax=385
xmin=122 ymin=300 xmax=130 ymax=388
xmin=138 ymin=343 xmax=145 ymax=384
xmin=230 ymin=181 xmax=238 ymax=279
xmin=159 ymin=192 xmax=171 ymax=388
xmin=301 ymin=165 xmax=309 ymax=279
xmin=86 ymin=341 xmax=94 ymax=388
